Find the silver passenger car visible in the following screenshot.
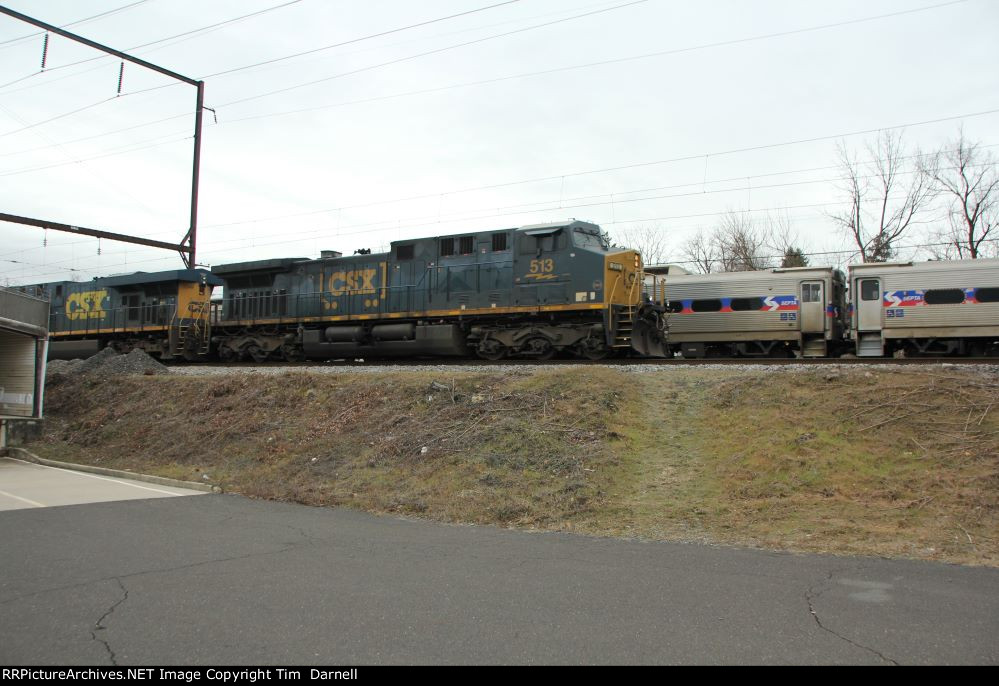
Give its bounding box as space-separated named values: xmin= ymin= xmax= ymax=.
xmin=849 ymin=259 xmax=999 ymax=357
xmin=650 ymin=267 xmax=847 ymax=358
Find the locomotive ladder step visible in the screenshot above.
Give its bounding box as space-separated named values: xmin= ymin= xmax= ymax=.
xmin=176 ymin=322 xmax=211 ymax=355
xmin=613 ymin=307 xmax=635 ymax=347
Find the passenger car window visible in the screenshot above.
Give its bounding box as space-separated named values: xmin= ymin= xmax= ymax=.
xmin=691 ymin=299 xmax=722 ymax=312
xmin=731 ymin=297 xmax=763 ymax=311
xmin=860 ymin=280 xmax=880 ymax=301
xmin=976 ymin=288 xmax=999 ymax=303
xmin=801 ymin=284 xmax=821 ymax=303
xmin=924 ymin=289 xmax=964 ymax=305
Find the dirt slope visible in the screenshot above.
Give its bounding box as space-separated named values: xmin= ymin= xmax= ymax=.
xmin=29 ymin=365 xmax=999 ymax=566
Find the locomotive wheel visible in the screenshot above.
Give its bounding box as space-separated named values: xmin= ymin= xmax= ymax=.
xmin=476 ymin=339 xmax=507 ymax=361
xmin=576 ymin=339 xmax=610 ymax=361
xmin=281 ymin=345 xmax=304 ymax=362
xmin=246 ymin=344 xmax=269 ymax=363
xmin=524 ymin=337 xmax=556 ymax=361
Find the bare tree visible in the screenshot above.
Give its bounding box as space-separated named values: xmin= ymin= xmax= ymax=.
xmin=618 ymin=223 xmax=672 ymax=266
xmin=681 ymin=211 xmax=809 ymax=272
xmin=921 ymin=129 xmax=998 ymax=259
xmin=714 ymin=212 xmax=772 ymax=271
xmin=681 ymin=230 xmax=717 ymax=273
xmin=831 ymin=131 xmax=933 ymax=262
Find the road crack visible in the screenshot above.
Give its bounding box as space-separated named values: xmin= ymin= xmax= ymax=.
xmin=91 ymin=578 xmax=128 ymax=666
xmin=806 ymin=568 xmax=900 ymax=666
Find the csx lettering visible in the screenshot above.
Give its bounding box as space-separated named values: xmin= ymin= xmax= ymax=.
xmin=328 ymin=269 xmax=377 ymax=297
xmin=65 ymin=290 xmax=108 ymax=321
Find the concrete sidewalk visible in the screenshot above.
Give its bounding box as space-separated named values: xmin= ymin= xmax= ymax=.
xmin=0 ymin=456 xmax=206 ymax=511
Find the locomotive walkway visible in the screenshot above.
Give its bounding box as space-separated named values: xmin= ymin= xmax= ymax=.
xmin=1 ymin=493 xmax=996 ymax=664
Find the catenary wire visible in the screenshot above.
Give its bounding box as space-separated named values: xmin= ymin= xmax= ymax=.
xmin=199 ymin=107 xmax=999 ymax=230
xmin=203 ymin=0 xmax=524 ymax=79
xmin=0 ymin=0 xmax=155 ymax=48
xmin=7 ymin=143 xmax=992 ymax=261
xmin=1 ymin=0 xmax=971 ymax=160
xmin=220 ymin=0 xmax=973 ymax=124
xmin=213 ymin=0 xmax=652 ymax=108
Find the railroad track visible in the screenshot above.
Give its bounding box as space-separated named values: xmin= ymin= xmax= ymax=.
xmin=176 ymin=356 xmax=999 ymax=369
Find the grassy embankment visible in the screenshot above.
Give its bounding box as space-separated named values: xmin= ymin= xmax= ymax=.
xmin=30 ymin=366 xmax=999 ymax=566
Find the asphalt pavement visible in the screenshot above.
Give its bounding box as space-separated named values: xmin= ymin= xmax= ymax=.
xmin=1 ymin=492 xmax=997 ymax=665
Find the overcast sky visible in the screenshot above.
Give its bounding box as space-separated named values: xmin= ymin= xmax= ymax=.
xmin=1 ymin=0 xmax=997 ymax=285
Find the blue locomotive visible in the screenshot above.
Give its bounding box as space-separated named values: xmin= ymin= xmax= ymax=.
xmin=209 ymin=220 xmax=668 ymax=361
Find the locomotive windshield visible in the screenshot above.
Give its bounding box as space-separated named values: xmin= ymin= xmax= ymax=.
xmin=573 ymin=226 xmax=610 ymax=251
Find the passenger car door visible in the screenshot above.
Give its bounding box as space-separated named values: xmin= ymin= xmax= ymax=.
xmin=857 ymin=278 xmax=882 ymax=332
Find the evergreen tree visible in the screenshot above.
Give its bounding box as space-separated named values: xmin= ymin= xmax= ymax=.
xmin=781 ymin=247 xmax=809 ymax=268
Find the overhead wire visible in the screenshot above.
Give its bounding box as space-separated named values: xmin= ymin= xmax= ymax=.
xmin=220 ymin=0 xmax=974 ymax=124
xmin=6 ymin=0 xmax=308 ymax=78
xmin=0 ymin=0 xmax=990 ymax=277
xmin=0 ymin=133 xmax=192 ymax=178
xmin=0 ymin=0 xmax=974 ymax=161
xmin=198 ymin=107 xmax=999 ymax=231
xmin=8 ymin=143 xmax=992 ymax=261
xmin=203 ymin=0 xmax=525 ymax=79
xmin=14 ymin=213 xmax=997 ymax=284
xmin=0 ymin=0 xmax=155 ymax=48
xmin=214 ymin=0 xmax=652 ymax=109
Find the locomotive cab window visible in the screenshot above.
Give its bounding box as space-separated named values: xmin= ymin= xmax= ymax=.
xmin=924 ymin=289 xmax=965 ymax=305
xmin=459 ymin=236 xmax=474 ymax=255
xmin=491 ymin=233 xmax=508 ymax=252
xmin=520 ymin=229 xmax=565 ymax=255
xmin=801 ymin=283 xmax=821 ymax=302
xmin=396 ymin=245 xmax=414 ymax=260
xmin=572 ymin=227 xmax=609 ymax=250
xmin=440 ymin=238 xmax=455 ymax=257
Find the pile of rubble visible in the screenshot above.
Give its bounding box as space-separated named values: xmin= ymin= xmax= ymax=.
xmin=47 ymin=347 xmax=169 ymax=381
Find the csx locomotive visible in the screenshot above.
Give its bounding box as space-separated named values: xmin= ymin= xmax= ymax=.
xmin=24 ymin=220 xmax=669 ymax=361
xmin=21 ymin=269 xmax=220 ymax=361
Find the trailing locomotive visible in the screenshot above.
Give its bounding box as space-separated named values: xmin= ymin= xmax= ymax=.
xmin=209 ymin=220 xmax=669 ymax=361
xmin=20 ymin=269 xmax=221 ymax=361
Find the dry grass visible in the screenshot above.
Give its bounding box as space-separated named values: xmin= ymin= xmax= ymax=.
xmin=32 ymin=366 xmax=999 ymax=566
xmin=37 ymin=368 xmax=630 ymax=528
xmin=590 ymin=369 xmax=999 ymax=566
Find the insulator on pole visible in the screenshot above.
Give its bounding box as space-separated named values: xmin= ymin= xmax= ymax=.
xmin=97 ymin=238 xmax=101 ymax=256
xmin=117 ymin=62 xmax=125 ymax=96
xmin=43 ymin=228 xmax=47 ymax=247
xmin=40 ymin=32 xmax=49 ymax=70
